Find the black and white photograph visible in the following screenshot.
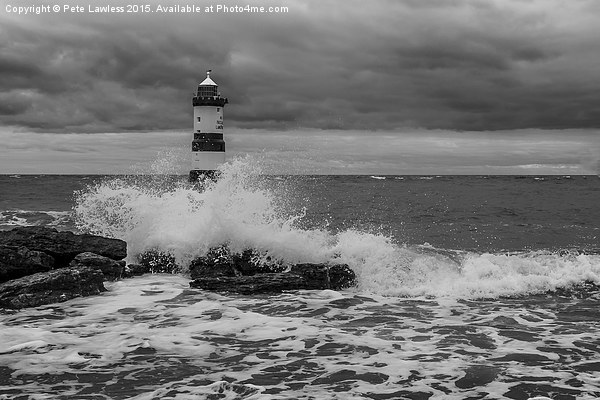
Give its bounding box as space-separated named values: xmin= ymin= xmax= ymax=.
xmin=1 ymin=0 xmax=599 ymax=398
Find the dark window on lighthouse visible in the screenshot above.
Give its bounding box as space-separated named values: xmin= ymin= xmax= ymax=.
xmin=197 ymin=117 xmax=201 ymax=122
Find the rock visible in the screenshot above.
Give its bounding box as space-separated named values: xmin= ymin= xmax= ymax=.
xmin=188 ymin=245 xmax=356 ymax=294
xmin=189 ymin=247 xmax=242 ymax=279
xmin=230 ymin=249 xmax=286 ymax=275
xmin=190 ymin=273 xmax=307 ymax=294
xmin=136 ymin=250 xmax=179 ymax=273
xmin=0 ymin=226 xmax=127 ymax=268
xmin=189 ymin=258 xmax=240 ymax=278
xmin=122 ymin=263 xmax=150 ymax=278
xmin=230 ymin=249 xmax=261 ymax=275
xmin=231 ymin=249 xmax=288 ymax=275
xmin=190 ymin=262 xmax=356 ymax=294
xmin=289 ymin=263 xmax=356 ymax=290
xmin=69 ymin=252 xmax=124 ymax=281
xmin=189 ymin=247 xmax=286 ymax=279
xmin=327 ymin=264 xmax=357 ymax=289
xmin=0 ymin=267 xmax=106 ymax=309
xmin=289 ymin=263 xmax=329 ymax=285
xmin=0 ymin=245 xmax=55 ymax=283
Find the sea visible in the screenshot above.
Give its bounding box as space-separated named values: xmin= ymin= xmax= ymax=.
xmin=1 ymin=158 xmax=599 ymax=399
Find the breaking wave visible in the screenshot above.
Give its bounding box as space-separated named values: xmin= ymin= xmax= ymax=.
xmin=73 ymin=157 xmax=600 ymax=299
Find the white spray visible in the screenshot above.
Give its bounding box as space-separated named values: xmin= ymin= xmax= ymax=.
xmin=73 ymin=156 xmax=600 ymax=299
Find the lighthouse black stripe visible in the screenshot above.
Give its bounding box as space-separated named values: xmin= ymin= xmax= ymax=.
xmin=192 ymin=97 xmax=228 ymax=107
xmin=192 ymin=140 xmax=225 ymax=152
xmin=194 ymin=132 xmax=223 ymax=140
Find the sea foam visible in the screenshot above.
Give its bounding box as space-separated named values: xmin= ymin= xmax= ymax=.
xmin=73 ymin=157 xmax=600 ymax=299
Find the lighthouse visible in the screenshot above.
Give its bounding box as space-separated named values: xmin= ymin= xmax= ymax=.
xmin=189 ymin=70 xmax=228 ymax=182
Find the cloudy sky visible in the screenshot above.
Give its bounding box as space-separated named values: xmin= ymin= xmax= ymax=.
xmin=1 ymin=0 xmax=599 ymax=174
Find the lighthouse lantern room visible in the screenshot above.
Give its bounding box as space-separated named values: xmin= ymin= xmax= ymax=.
xmin=189 ymin=70 xmax=228 ymax=182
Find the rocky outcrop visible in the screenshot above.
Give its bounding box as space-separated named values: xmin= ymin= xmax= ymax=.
xmin=191 ymin=273 xmax=309 ymax=294
xmin=0 ymin=227 xmax=126 ymax=309
xmin=0 ymin=227 xmax=357 ymax=309
xmin=0 ymin=226 xmax=127 ymax=268
xmin=188 ymin=246 xmax=356 ymax=294
xmin=291 ymin=263 xmax=356 ymax=290
xmin=137 ymin=246 xmax=357 ymax=294
xmin=189 ymin=247 xmax=285 ymax=279
xmin=190 ymin=263 xmax=356 ymax=294
xmin=0 ymin=245 xmax=55 ymax=283
xmin=69 ymin=252 xmax=124 ymax=281
xmin=0 ymin=267 xmax=106 ymax=309
xmin=122 ymin=263 xmax=151 ymax=278
xmin=136 ymin=250 xmax=179 ymax=274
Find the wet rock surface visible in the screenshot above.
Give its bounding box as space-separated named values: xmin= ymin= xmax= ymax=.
xmin=0 ymin=229 xmax=357 ymax=309
xmin=139 ymin=246 xmax=357 ymax=294
xmin=0 ymin=227 xmax=124 ymax=309
xmin=122 ymin=263 xmax=151 ymax=278
xmin=189 ymin=247 xmax=285 ymax=279
xmin=188 ymin=247 xmax=356 ymax=294
xmin=0 ymin=245 xmax=55 ymax=283
xmin=136 ymin=250 xmax=179 ymax=274
xmin=0 ymin=226 xmax=126 ymax=268
xmin=69 ymin=252 xmax=124 ymax=281
xmin=0 ymin=267 xmax=106 ymax=309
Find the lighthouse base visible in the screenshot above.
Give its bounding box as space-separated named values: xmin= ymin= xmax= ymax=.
xmin=189 ymin=169 xmax=219 ymax=183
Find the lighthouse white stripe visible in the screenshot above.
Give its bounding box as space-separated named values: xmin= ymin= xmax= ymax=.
xmin=191 ymin=151 xmax=225 ymax=170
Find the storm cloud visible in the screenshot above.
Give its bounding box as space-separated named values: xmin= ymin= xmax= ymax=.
xmin=1 ymin=0 xmax=600 ymax=174
xmin=1 ymin=0 xmax=600 ymax=133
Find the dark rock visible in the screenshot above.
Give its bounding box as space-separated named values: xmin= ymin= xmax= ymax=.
xmin=69 ymin=252 xmax=124 ymax=281
xmin=0 ymin=245 xmax=55 ymax=283
xmin=290 ymin=263 xmax=356 ymax=289
xmin=231 ymin=249 xmax=286 ymax=275
xmin=0 ymin=267 xmax=106 ymax=309
xmin=190 ymin=273 xmax=307 ymax=294
xmin=188 ymin=245 xmax=357 ymax=294
xmin=328 ymin=264 xmax=357 ymax=289
xmin=289 ymin=263 xmax=329 ymax=283
xmin=190 ymin=262 xmax=356 ymax=294
xmin=189 ymin=258 xmax=240 ymax=278
xmin=137 ymin=250 xmax=179 ymax=273
xmin=230 ymin=249 xmax=261 ymax=275
xmin=0 ymin=226 xmax=126 ymax=268
xmin=189 ymin=247 xmax=242 ymax=279
xmin=122 ymin=263 xmax=150 ymax=278
xmin=189 ymin=247 xmax=287 ymax=279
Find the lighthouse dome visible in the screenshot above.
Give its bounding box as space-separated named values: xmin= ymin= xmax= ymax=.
xmin=193 ymin=70 xmax=228 ymax=104
xmin=199 ymin=70 xmax=217 ymax=86
xmin=197 ymin=70 xmax=220 ymax=97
